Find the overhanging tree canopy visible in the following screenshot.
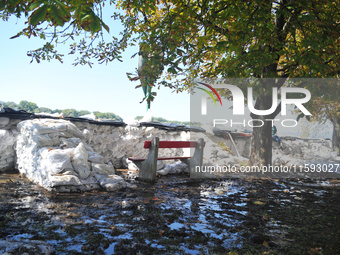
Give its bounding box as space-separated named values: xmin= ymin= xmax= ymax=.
xmin=1 ymin=0 xmax=339 ymax=164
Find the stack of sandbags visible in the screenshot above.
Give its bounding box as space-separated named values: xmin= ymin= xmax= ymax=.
xmin=16 ymin=119 xmax=126 ymax=192
xmin=0 ymin=129 xmax=17 ymax=172
xmin=73 ymin=121 xmax=191 ymax=168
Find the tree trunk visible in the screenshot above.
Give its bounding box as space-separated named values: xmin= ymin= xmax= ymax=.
xmin=332 ymin=116 xmax=340 ymax=156
xmin=249 ymin=93 xmax=279 ymax=166
xmin=249 ymin=117 xmax=273 ymax=166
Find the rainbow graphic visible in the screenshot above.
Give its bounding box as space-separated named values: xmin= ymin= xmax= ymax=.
xmin=197 ymin=82 xmax=223 ymax=106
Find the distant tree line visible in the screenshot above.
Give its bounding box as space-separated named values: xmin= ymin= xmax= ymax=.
xmin=2 ymin=100 xmax=123 ymax=121
xmin=135 ymin=116 xmax=195 ymax=126
xmin=2 ymin=101 xmax=194 ymax=124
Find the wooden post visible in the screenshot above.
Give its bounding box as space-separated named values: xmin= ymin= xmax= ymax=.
xmin=138 ymin=137 xmax=159 ymax=182
xmin=189 ymin=138 xmax=204 ymax=178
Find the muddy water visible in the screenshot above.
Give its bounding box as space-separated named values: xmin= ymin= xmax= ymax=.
xmin=1 ymin=171 xmax=340 ymax=254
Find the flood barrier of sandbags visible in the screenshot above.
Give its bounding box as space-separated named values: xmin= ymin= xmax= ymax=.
xmin=0 ymin=111 xmax=338 ymax=191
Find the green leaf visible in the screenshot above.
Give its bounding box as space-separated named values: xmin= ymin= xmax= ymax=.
xmin=10 ymin=32 xmax=22 ymax=39
xmin=74 ymin=6 xmax=82 ymax=19
xmin=27 ymin=0 xmax=45 ymax=11
xmin=80 ymin=14 xmax=91 ymax=22
xmin=50 ymin=5 xmax=65 ymax=26
xmin=9 ymin=0 xmax=20 ymax=7
xmin=54 ymin=0 xmax=65 ymax=7
xmin=101 ymin=20 xmax=110 ymax=33
xmin=29 ymin=5 xmax=48 ymax=25
xmin=215 ymin=41 xmax=228 ymax=51
xmin=176 ymin=48 xmax=184 ymax=56
xmin=55 ymin=2 xmax=70 ymax=20
xmin=0 ymin=1 xmax=6 ymax=10
xmin=89 ymin=16 xmax=102 ymax=33
xmin=167 ymin=67 xmax=177 ymax=74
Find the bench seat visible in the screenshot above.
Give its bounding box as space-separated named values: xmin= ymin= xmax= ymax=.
xmin=128 ymin=137 xmax=204 ymax=181
xmin=129 ymin=156 xmax=191 ymax=162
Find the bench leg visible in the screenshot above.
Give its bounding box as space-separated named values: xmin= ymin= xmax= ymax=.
xmin=132 ymin=161 xmax=143 ymax=171
xmin=189 ymin=138 xmax=204 ymax=178
xmin=180 ymin=158 xmax=190 ymax=165
xmin=138 ymin=137 xmax=159 ymax=182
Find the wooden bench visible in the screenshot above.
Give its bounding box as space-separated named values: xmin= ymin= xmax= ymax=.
xmin=128 ymin=137 xmax=205 ymax=182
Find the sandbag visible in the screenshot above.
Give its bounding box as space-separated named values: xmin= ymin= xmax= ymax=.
xmin=91 ymin=163 xmax=115 ymax=175
xmin=71 ymin=143 xmax=91 ymax=179
xmin=39 ymin=148 xmax=74 ymax=175
xmin=94 ymin=174 xmax=126 ymax=191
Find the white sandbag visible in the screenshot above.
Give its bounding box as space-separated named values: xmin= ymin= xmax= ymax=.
xmin=39 ymin=148 xmax=74 ymax=175
xmin=49 ymin=174 xmax=82 ymax=187
xmin=0 ymin=117 xmax=10 ymax=127
xmin=79 ymin=113 xmax=96 ymax=120
xmin=33 ymin=134 xmax=60 ymax=148
xmin=80 ymin=176 xmax=101 ymax=191
xmin=80 ymin=175 xmax=99 ymax=185
xmin=168 ymin=161 xmax=189 ymax=174
xmin=111 ymin=131 xmax=121 ymax=139
xmin=157 ymin=160 xmax=165 ymax=170
xmin=88 ymin=152 xmax=105 ymax=164
xmin=92 ymin=135 xmax=102 ymax=145
xmin=126 ymin=159 xmax=139 ymax=171
xmin=42 ymin=119 xmax=84 ymax=139
xmin=0 ymin=159 xmax=8 ymax=168
xmin=0 ymin=130 xmax=15 ymax=153
xmin=124 ymin=117 xmax=140 ymax=127
xmin=5 ymin=156 xmax=15 ymax=163
xmin=91 ymin=163 xmax=115 ymax=175
xmin=66 ymin=123 xmax=85 ymax=139
xmin=94 ymin=174 xmax=126 ymax=191
xmin=71 ymin=143 xmax=91 ymax=179
xmin=53 ymin=169 xmax=78 ymax=176
xmin=157 ymin=164 xmax=172 ymax=175
xmin=156 ymin=161 xmax=189 ymax=176
xmin=82 ymin=129 xmax=93 ymax=143
xmin=57 ymin=124 xmax=85 ymax=139
xmin=34 ymin=126 xmax=59 ymax=135
xmin=139 ymin=109 xmax=152 ymax=122
xmin=60 ymin=137 xmax=81 ymax=148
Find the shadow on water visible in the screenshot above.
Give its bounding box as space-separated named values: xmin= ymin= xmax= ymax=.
xmin=0 ymin=171 xmax=340 ymax=254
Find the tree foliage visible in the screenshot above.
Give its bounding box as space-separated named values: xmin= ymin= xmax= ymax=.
xmin=93 ymin=111 xmax=122 ymax=120
xmin=19 ymin=100 xmax=38 ymax=112
xmin=2 ymin=1 xmax=338 ymax=83
xmin=1 ymin=0 xmax=125 ymax=66
xmin=122 ymin=0 xmax=339 ymax=92
xmin=135 ymin=115 xmax=194 ymax=125
xmin=1 ymin=100 xmax=123 ymax=120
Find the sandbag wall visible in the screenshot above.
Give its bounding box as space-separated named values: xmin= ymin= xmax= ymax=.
xmin=0 ymin=115 xmax=210 ymax=192
xmin=0 ymin=113 xmax=337 ymax=181
xmin=0 ymin=115 xmax=200 ymax=174
xmin=0 ymin=117 xmax=21 ymax=172
xmin=71 ymin=121 xmax=193 ymax=168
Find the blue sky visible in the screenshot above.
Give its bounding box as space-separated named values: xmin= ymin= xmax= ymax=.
xmin=0 ymin=13 xmax=190 ymax=122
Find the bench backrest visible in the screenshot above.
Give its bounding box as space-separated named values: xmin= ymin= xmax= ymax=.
xmin=144 ymin=140 xmax=201 ymax=149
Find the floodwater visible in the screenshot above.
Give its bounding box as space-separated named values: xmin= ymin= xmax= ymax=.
xmin=1 ymin=170 xmax=340 ymax=254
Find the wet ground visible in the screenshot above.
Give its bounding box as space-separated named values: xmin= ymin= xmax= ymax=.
xmin=1 ymin=170 xmax=340 ymax=255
